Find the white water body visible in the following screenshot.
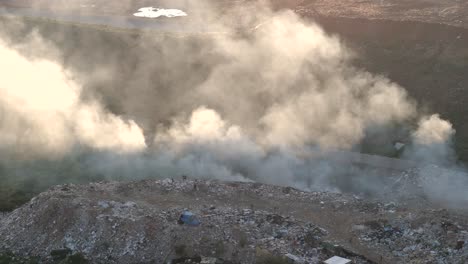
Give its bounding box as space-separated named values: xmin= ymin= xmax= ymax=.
xmin=134 ymin=7 xmax=187 ymax=18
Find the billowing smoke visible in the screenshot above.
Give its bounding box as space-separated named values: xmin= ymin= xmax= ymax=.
xmin=0 ymin=1 xmax=466 ymax=207
xmin=196 ymin=10 xmax=416 ymax=150
xmin=405 ymin=114 xmax=456 ymax=166
xmin=0 ymin=38 xmax=145 ymax=158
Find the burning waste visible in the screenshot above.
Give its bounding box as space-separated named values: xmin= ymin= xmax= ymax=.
xmin=0 ymin=179 xmax=466 ymax=263
xmin=0 ymin=0 xmax=467 ymax=263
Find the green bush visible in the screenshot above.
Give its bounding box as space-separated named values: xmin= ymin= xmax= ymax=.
xmin=174 ymin=244 xmax=187 ymax=256
xmin=256 ymin=249 xmax=290 ymax=264
xmin=0 ymin=252 xmax=39 ymax=264
xmin=60 ymin=253 xmax=89 ymax=264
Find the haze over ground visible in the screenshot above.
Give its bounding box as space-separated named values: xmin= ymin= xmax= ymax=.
xmin=0 ymin=1 xmax=467 ymax=263
xmin=0 ymin=0 xmax=467 ymax=209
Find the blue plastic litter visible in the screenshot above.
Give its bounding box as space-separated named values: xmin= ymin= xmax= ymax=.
xmin=179 ymin=211 xmax=201 ymax=226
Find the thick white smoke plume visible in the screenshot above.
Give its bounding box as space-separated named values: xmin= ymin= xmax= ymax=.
xmin=197 ymin=10 xmax=417 ymax=149
xmin=406 ymin=114 xmax=456 ymax=165
xmin=0 ymin=1 xmax=466 ymax=206
xmin=0 ymin=38 xmax=146 ymax=158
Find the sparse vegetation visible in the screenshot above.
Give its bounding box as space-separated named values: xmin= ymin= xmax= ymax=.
xmin=255 ymin=249 xmax=290 ymax=264
xmin=0 ymin=189 xmax=31 ymax=212
xmin=0 ymin=252 xmax=39 ymax=264
xmin=174 ymin=244 xmax=187 ymax=256
xmin=0 ymin=180 xmax=36 ymax=212
xmin=60 ymin=253 xmax=89 ymax=264
xmin=214 ymin=241 xmax=226 ymax=257
xmin=50 ymin=249 xmax=89 ymax=264
xmin=50 ymin=248 xmax=73 ymax=261
xmin=238 ymin=233 xmax=248 ymax=248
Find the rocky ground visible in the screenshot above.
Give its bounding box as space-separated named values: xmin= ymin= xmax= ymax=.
xmin=0 ymin=178 xmax=467 ymax=263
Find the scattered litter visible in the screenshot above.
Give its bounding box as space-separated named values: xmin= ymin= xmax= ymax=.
xmin=200 ymin=257 xmax=218 ymax=264
xmin=394 ymin=142 xmax=405 ymax=151
xmin=178 ymin=211 xmax=201 ymax=226
xmin=324 ymin=256 xmax=351 ymax=264
xmin=1 ymin=179 xmax=467 ymax=263
xmin=285 ymin=253 xmax=305 ymax=263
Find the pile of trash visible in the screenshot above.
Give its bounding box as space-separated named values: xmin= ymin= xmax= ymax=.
xmin=353 ymin=213 xmax=468 ymax=263
xmin=0 ymin=179 xmax=466 ymax=263
xmin=0 ymin=198 xmax=365 ymax=262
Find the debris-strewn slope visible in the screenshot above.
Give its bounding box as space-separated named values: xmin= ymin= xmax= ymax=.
xmin=0 ymin=179 xmax=467 ymax=263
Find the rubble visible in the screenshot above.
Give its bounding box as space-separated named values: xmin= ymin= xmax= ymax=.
xmin=285 ymin=253 xmax=305 ymax=263
xmin=0 ymin=179 xmax=467 ymax=263
xmin=353 ymin=215 xmax=468 ymax=263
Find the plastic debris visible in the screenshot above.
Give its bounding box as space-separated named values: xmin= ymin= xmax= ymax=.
xmin=178 ymin=211 xmax=201 ymax=226
xmin=285 ymin=253 xmax=305 ymax=263
xmin=324 ymin=256 xmax=351 ymax=264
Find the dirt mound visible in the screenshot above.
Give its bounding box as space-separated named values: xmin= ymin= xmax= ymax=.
xmin=0 ymin=179 xmax=467 ymax=263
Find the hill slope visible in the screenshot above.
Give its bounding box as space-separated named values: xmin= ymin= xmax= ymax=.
xmin=1 ymin=179 xmax=467 ymax=263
